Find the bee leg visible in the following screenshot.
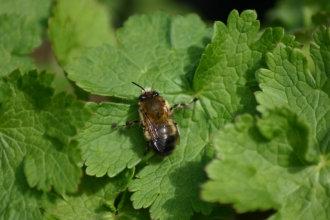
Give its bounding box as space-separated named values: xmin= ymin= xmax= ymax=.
xmin=143 ymin=145 xmax=148 ymax=156
xmin=111 ymin=119 xmax=141 ymax=129
xmin=125 ymin=119 xmax=142 ymax=127
xmin=170 ymin=97 xmax=198 ymax=111
xmin=143 ymin=141 xmax=153 ymax=156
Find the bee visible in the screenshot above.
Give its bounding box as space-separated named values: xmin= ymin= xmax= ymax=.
xmin=118 ymin=82 xmax=197 ymax=156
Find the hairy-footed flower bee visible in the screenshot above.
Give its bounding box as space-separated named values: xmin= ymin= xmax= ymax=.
xmin=116 ymin=82 xmax=197 ymax=156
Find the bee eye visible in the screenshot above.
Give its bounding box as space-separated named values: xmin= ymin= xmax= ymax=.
xmin=153 ymin=92 xmax=159 ymax=97
xmin=139 ymin=95 xmax=147 ymax=101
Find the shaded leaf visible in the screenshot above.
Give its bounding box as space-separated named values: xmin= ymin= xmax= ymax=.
xmin=45 ymin=168 xmax=134 ymax=219
xmin=0 ymin=70 xmax=91 ymax=218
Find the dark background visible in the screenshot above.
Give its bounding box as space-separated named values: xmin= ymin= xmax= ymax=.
xmin=176 ymin=0 xmax=277 ymax=23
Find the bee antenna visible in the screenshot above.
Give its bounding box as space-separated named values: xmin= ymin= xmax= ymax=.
xmin=132 ymin=82 xmax=146 ymax=92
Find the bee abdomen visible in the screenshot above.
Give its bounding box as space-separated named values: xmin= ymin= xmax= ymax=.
xmin=149 ymin=125 xmax=178 ymax=156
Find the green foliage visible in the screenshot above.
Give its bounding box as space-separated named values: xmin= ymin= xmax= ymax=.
xmin=191 ymin=204 xmax=233 ymax=220
xmin=193 ymin=10 xmax=299 ymax=131
xmin=201 ymin=108 xmax=310 ymax=209
xmin=49 ymin=0 xmax=116 ymax=67
xmin=2 ymin=0 xmax=330 ymax=219
xmin=0 ymin=0 xmax=52 ymax=36
xmin=65 ymin=11 xmax=212 ymax=99
xmin=0 ymin=69 xmax=91 ymax=219
xmin=201 ymin=26 xmax=330 ymax=220
xmin=0 ymin=14 xmax=40 ymax=76
xmin=65 ymin=9 xmax=303 ymax=220
xmin=45 ymin=168 xmax=136 ymax=219
xmin=78 ymin=102 xmax=144 ymax=177
xmin=67 ymin=12 xmax=215 ymax=219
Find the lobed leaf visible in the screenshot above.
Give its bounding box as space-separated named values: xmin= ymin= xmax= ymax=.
xmin=202 ymin=26 xmax=330 ymax=219
xmin=67 ymin=10 xmax=298 ymax=219
xmin=201 ymin=108 xmax=312 ymax=211
xmin=0 ymin=0 xmax=52 ymax=36
xmin=193 ymin=10 xmax=297 ymax=132
xmin=0 ymin=70 xmax=91 ymax=218
xmin=45 ymin=168 xmax=135 ymax=219
xmin=68 ymin=11 xmax=213 ymax=220
xmin=255 ymin=26 xmax=330 ymax=219
xmin=49 ymin=0 xmax=116 ymax=67
xmin=0 ymin=14 xmax=41 ymax=76
xmin=256 ymin=26 xmax=330 ymax=160
xmin=129 ymin=10 xmax=296 ymax=220
xmin=78 ymin=102 xmax=145 ymax=178
xmin=65 ymin=11 xmax=212 ymax=100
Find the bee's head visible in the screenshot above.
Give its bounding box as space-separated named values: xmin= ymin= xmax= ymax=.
xmin=132 ymin=82 xmax=159 ymax=101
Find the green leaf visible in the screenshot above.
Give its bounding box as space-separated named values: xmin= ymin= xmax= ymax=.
xmin=0 ymin=14 xmax=41 ymax=76
xmin=129 ymin=144 xmax=212 ymax=219
xmin=255 ymin=26 xmax=330 ymax=219
xmin=256 ymin=26 xmax=330 ymax=161
xmin=201 ymin=108 xmax=312 ymax=211
xmin=65 ymin=11 xmax=212 ymax=99
xmin=115 ymin=191 xmax=151 ymax=220
xmin=193 ymin=10 xmax=295 ymax=131
xmin=0 ymin=0 xmax=53 ymax=36
xmin=202 ymin=26 xmax=330 ymax=220
xmin=67 ymin=11 xmax=213 ymax=220
xmin=191 ymin=204 xmax=233 ymax=220
xmin=44 ymin=168 xmax=134 ymax=220
xmin=0 ymin=79 xmax=12 ymax=102
xmin=49 ymin=0 xmax=116 ymax=66
xmin=78 ymin=102 xmax=145 ymax=177
xmin=0 ymin=70 xmax=91 ymax=218
xmin=67 ymin=10 xmax=299 ymax=219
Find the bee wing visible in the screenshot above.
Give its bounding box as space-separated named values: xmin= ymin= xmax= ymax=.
xmin=174 ymin=123 xmax=180 ymax=145
xmin=143 ymin=114 xmax=166 ymax=153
